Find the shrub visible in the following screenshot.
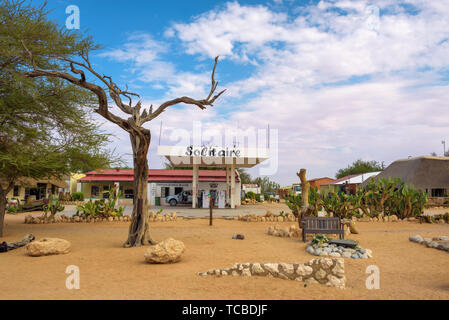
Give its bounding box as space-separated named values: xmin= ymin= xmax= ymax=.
xmin=311 ymin=234 xmax=329 ymax=245
xmin=7 ymin=205 xmax=18 ymax=214
xmin=255 ymin=194 xmax=261 ymax=202
xmin=72 ymin=192 xmax=84 ymax=201
xmin=284 ymin=178 xmax=427 ymax=219
xmin=75 ymin=186 xmax=123 ymax=217
xmin=245 ymin=191 xmax=256 ymax=200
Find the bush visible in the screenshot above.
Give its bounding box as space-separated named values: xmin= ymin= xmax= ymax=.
xmin=255 ymin=194 xmax=261 ymax=202
xmin=283 ymin=178 xmax=427 ymax=219
xmin=245 ymin=191 xmax=256 ymax=200
xmin=7 ymin=205 xmax=18 ymax=213
xmin=72 ymin=192 xmax=84 ymax=201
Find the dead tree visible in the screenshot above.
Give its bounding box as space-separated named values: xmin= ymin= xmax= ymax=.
xmin=296 ymin=169 xmax=314 ymax=228
xmin=22 ymin=42 xmax=225 ymax=247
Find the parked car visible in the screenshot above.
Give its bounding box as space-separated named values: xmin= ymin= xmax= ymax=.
xmin=20 ymin=198 xmax=50 ymax=212
xmin=166 ymin=191 xmax=192 ymax=206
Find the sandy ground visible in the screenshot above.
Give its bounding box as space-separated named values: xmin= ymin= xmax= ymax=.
xmin=1 ymin=211 xmax=448 ymax=300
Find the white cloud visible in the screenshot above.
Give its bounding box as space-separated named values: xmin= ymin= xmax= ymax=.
xmin=95 ymin=1 xmax=449 ymax=186
xmin=162 ymin=0 xmax=449 ymax=185
xmin=100 ymin=33 xmax=214 ymax=99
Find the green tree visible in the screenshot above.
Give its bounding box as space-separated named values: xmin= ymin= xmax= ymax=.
xmin=11 ymin=1 xmax=225 ymax=246
xmin=252 ymin=176 xmax=280 ymax=194
xmin=236 ymin=168 xmax=252 ymax=184
xmin=0 ymin=1 xmax=117 ymax=237
xmin=335 ymin=159 xmax=384 ymax=179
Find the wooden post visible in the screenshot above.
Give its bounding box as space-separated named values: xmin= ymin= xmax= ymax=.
xmin=231 ymin=163 xmax=236 ymax=208
xmin=209 ymin=194 xmax=213 ymax=226
xmin=298 ymin=169 xmax=310 ymax=207
xmin=296 ymin=168 xmax=311 ymax=229
xmin=192 ymin=164 xmax=199 ymax=208
xmin=225 ymin=166 xmax=229 ymax=206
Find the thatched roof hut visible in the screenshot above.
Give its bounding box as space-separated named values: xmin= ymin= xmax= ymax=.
xmin=360 ymin=156 xmax=449 ymax=190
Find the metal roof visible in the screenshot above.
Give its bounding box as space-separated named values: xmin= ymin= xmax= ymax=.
xmin=321 ymin=172 xmax=381 ymax=186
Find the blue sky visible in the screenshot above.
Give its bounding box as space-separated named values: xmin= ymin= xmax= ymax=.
xmin=37 ymin=0 xmax=449 ymax=186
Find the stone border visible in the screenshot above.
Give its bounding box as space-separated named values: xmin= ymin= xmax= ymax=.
xmin=305 ymin=242 xmax=372 ymax=259
xmin=24 ymin=212 xmax=184 ymax=224
xmin=239 ymin=212 xmax=297 ymax=222
xmin=198 ymin=258 xmax=346 ymax=288
xmin=409 ymin=235 xmax=449 ymax=252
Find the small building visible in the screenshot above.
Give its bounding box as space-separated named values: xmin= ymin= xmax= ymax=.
xmin=321 ymin=171 xmax=381 ymax=194
xmin=309 ymin=177 xmax=334 ymax=190
xmin=360 ymin=156 xmax=449 ymax=204
xmin=2 ymin=178 xmax=69 ymax=204
xmin=78 ymin=168 xmax=241 ymax=206
xmin=242 ymin=184 xmax=261 ymax=195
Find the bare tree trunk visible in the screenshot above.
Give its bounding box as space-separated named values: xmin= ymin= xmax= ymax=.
xmin=0 ymin=193 xmax=6 ymax=238
xmin=297 ymin=169 xmax=312 ymax=229
xmin=123 ymin=131 xmax=156 ymax=247
xmin=0 ymin=182 xmax=13 ymax=238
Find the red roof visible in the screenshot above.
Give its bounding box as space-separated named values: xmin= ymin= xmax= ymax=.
xmin=79 ymin=169 xmax=240 ymax=183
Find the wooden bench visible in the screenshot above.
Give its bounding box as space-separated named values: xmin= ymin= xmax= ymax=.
xmin=301 ymin=217 xmax=345 ymax=242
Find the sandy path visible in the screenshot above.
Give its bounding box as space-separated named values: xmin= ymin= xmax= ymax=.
xmin=0 ymin=212 xmax=448 ymax=300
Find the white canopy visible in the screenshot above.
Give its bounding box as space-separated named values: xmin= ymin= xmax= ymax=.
xmin=157 ymin=145 xmax=270 ymax=209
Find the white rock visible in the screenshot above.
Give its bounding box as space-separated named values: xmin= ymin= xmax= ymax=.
xmin=251 ymin=263 xmax=265 ymax=275
xmin=263 ymin=263 xmax=279 ymax=275
xmin=144 ymin=238 xmax=185 ymax=264
xmin=315 ymin=268 xmax=327 ymax=280
xmin=241 ymin=268 xmax=252 ymax=277
xmin=26 ymin=238 xmax=71 ymax=256
xmin=280 ymin=263 xmax=294 ymax=275
xmin=296 ymin=265 xmax=313 ymax=277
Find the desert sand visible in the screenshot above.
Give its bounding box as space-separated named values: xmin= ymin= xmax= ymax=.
xmin=0 ymin=211 xmax=448 ymax=300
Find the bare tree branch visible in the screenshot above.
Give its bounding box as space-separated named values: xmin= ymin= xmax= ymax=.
xmin=141 ymin=56 xmax=226 ymax=124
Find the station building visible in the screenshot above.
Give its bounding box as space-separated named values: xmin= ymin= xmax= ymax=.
xmin=77 ymin=168 xmax=241 ymax=207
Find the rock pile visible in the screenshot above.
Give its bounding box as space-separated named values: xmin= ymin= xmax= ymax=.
xmin=305 ymin=242 xmax=372 ymax=259
xmin=148 ymin=212 xmax=181 ymax=222
xmin=144 ymin=238 xmax=185 ymax=264
xmin=238 ymin=212 xmax=296 ymax=222
xmin=24 ymin=214 xmax=132 ymax=224
xmin=409 ymin=235 xmax=449 ymax=252
xmin=24 ymin=212 xmax=182 ymax=224
xmin=267 ymin=225 xmax=300 ymax=238
xmin=25 ymin=238 xmax=71 ymax=256
xmin=198 ymin=257 xmax=346 ymax=288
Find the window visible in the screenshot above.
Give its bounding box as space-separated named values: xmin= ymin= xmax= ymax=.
xmin=431 ymin=189 xmax=445 ymax=197
xmin=174 ymin=187 xmax=183 ymax=195
xmin=102 ymin=185 xmax=110 ymax=199
xmin=13 ymin=186 xmax=19 ymax=197
xmin=91 ymin=186 xmax=99 ymax=197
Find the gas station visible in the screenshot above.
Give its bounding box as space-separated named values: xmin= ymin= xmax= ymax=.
xmin=157 ymin=145 xmax=269 ymax=209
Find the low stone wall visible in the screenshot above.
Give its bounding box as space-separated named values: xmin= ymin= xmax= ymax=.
xmin=198 ymin=257 xmax=346 ymax=288
xmin=409 ymin=235 xmax=449 ymax=252
xmin=24 ymin=212 xmax=183 ymax=224
xmin=59 ymin=201 xmax=85 ymax=206
xmin=24 ymin=214 xmax=133 ymax=224
xmin=238 ymin=212 xmax=297 ymax=222
xmin=148 ymin=212 xmax=182 ymax=222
